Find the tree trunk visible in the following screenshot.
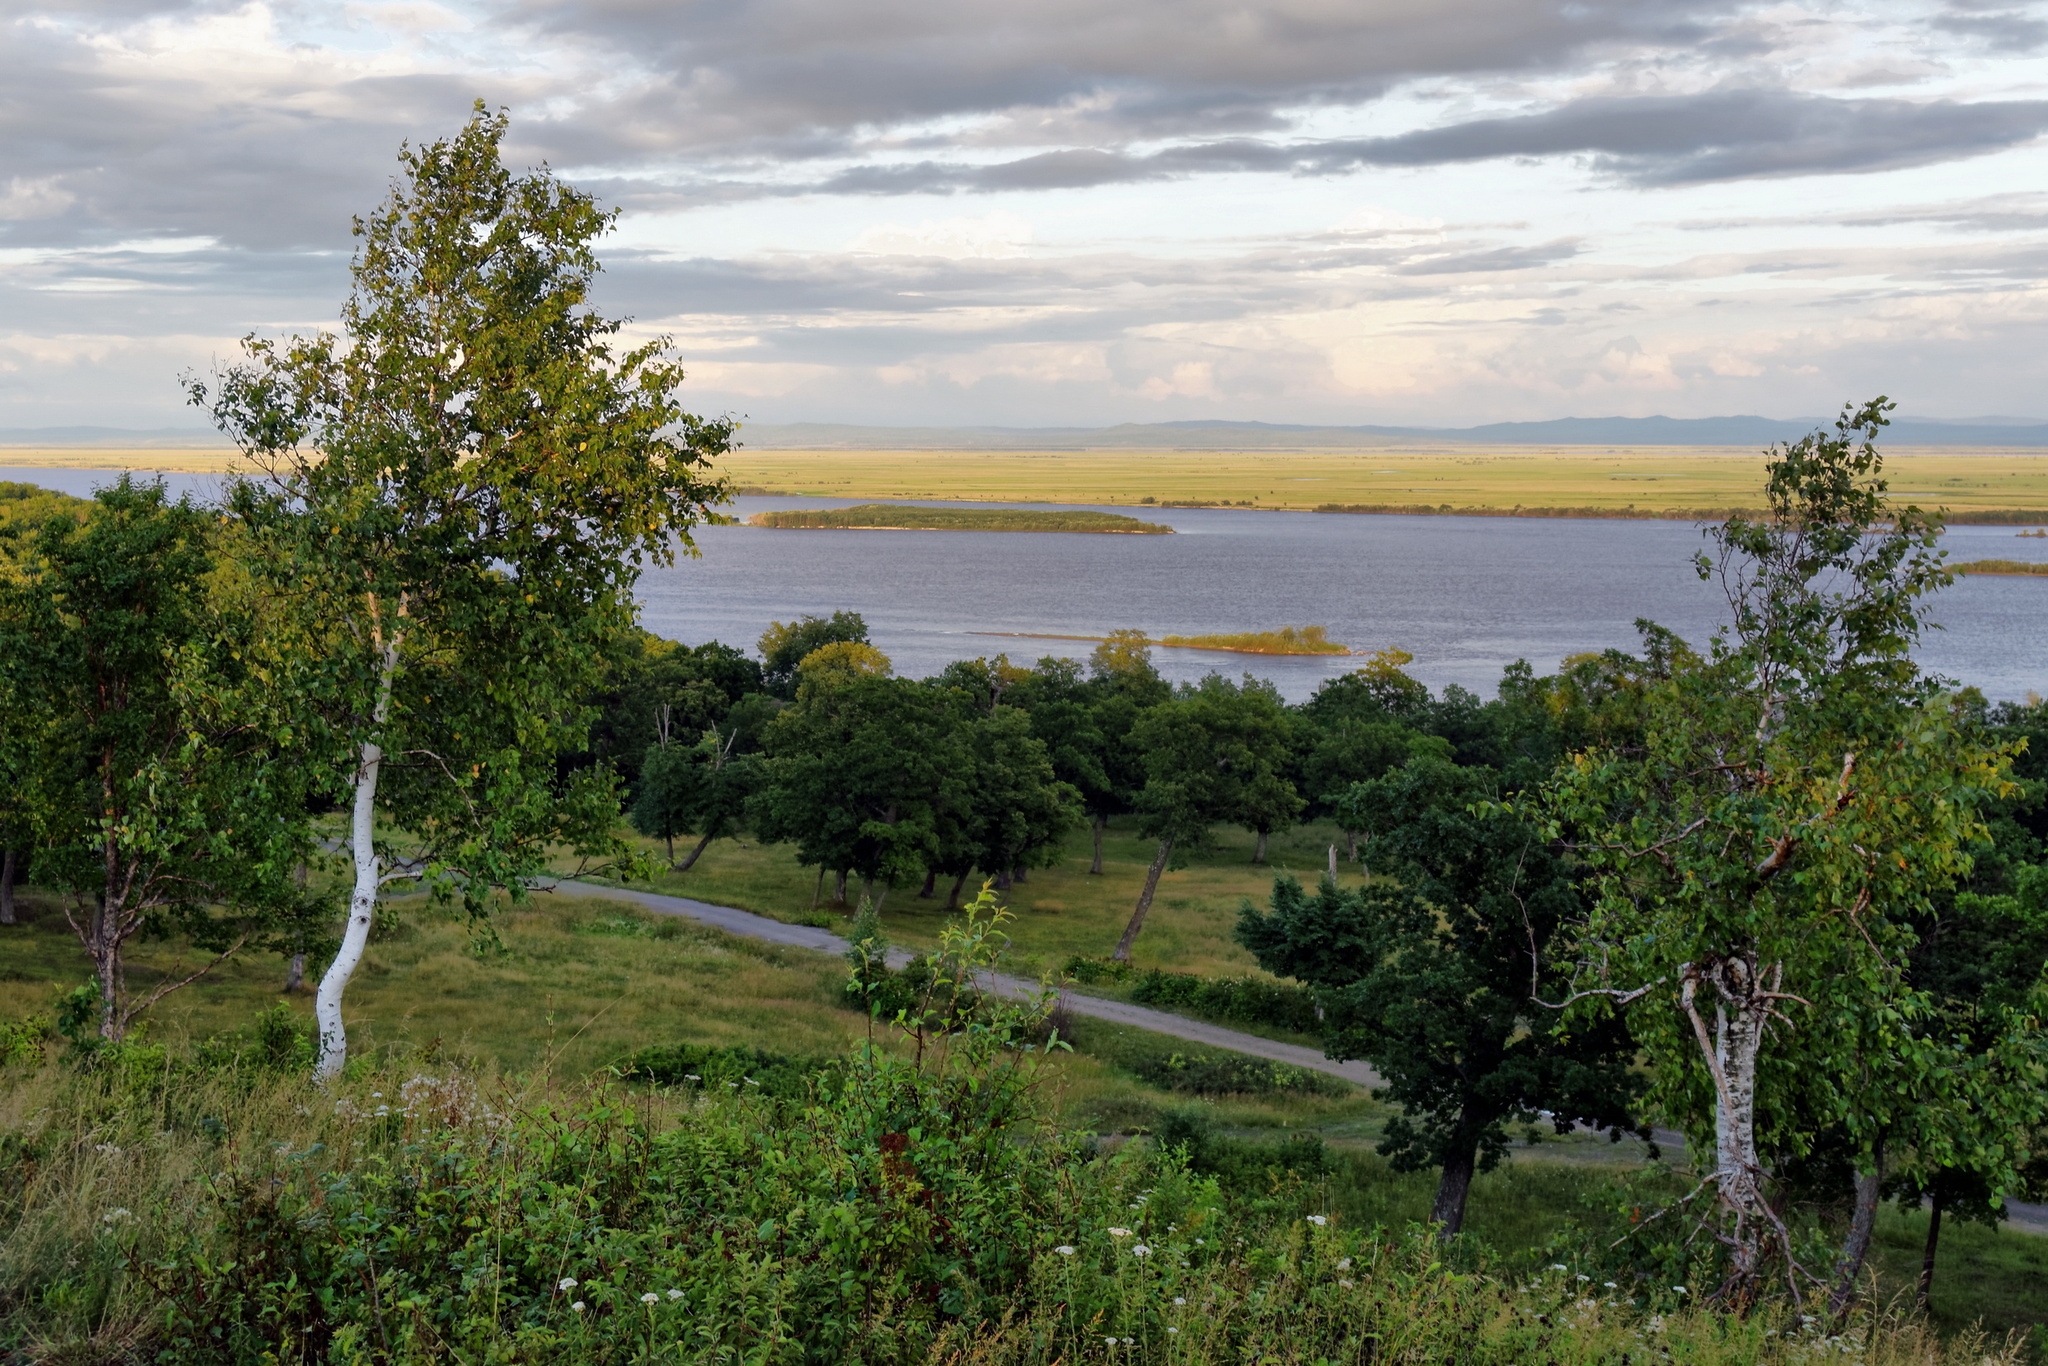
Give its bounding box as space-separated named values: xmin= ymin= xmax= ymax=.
xmin=811 ymin=865 xmax=826 ymax=910
xmin=663 ymin=831 xmax=674 ymax=865
xmin=1347 ymin=831 xmax=1358 ymax=862
xmin=995 ymin=867 xmax=1012 ymax=890
xmin=676 ymin=828 xmax=716 ymax=871
xmin=1431 ymin=1143 xmax=1478 ymax=1239
xmin=1327 ymin=844 xmax=1338 ymax=883
xmin=1829 ymin=1154 xmax=1885 ymax=1317
xmin=1090 ymin=812 xmax=1106 ymax=875
xmin=1253 ymin=830 xmax=1268 ymax=864
xmin=946 ymin=870 xmax=970 ymax=910
xmin=870 ymin=882 xmax=889 ymax=914
xmin=918 ymin=869 xmax=937 ymax=899
xmin=0 ymin=846 xmax=15 ymax=925
xmin=834 ymin=868 xmax=848 ymax=904
xmin=284 ymin=952 xmax=305 ymax=994
xmin=1013 ymin=865 xmax=1027 ymax=884
xmin=1113 ymin=837 xmax=1173 ymax=962
xmin=1682 ymin=953 xmax=1779 ymax=1300
xmin=315 ymin=616 xmax=402 ymax=1083
xmin=1918 ymin=1196 xmax=1943 ymax=1308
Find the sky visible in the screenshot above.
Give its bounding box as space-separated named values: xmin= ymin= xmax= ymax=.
xmin=3 ymin=0 xmax=2047 ymax=430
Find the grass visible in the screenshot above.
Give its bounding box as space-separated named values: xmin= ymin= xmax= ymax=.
xmin=1951 ymin=559 xmax=2048 ymax=575
xmin=1158 ymin=625 xmax=1350 ymax=655
xmin=601 ymin=814 xmax=1354 ymax=982
xmin=23 ymin=447 xmax=2048 ymax=518
xmin=747 ymin=503 xmax=1173 ymax=533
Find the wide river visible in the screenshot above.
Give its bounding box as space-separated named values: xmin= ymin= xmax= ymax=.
xmin=12 ymin=470 xmax=2044 ymax=702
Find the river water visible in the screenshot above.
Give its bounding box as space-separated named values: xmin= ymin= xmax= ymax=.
xmin=10 ymin=471 xmax=2043 ymax=703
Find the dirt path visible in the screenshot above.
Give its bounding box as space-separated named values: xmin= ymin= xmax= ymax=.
xmin=558 ymin=880 xmax=1383 ymax=1087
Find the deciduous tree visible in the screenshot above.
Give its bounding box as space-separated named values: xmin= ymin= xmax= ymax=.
xmin=192 ymin=107 xmax=731 ymax=1079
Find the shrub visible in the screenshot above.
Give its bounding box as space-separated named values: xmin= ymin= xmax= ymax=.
xmin=1131 ymin=1049 xmax=1344 ymax=1098
xmin=1126 ymin=967 xmax=1321 ymax=1033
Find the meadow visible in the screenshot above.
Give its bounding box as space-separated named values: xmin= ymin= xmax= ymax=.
xmin=14 ymin=446 xmax=2048 ymax=518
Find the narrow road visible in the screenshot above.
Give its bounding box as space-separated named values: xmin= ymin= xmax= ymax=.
xmin=555 ymin=880 xmax=1383 ymax=1088
xmin=552 ymin=879 xmax=2048 ymax=1236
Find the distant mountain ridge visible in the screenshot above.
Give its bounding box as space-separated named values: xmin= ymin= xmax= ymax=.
xmin=5 ymin=416 xmax=2047 ymax=451
xmin=736 ymin=416 xmax=2048 ymax=450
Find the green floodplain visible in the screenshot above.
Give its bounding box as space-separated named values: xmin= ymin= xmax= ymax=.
xmin=747 ymin=503 xmax=1175 ymax=533
xmin=977 ymin=625 xmax=1355 ymax=656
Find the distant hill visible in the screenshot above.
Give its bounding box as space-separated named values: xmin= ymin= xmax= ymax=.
xmin=7 ymin=416 xmax=2046 ymax=452
xmin=737 ymin=417 xmax=2048 ymax=450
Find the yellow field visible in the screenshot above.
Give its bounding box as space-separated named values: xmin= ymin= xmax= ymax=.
xmin=725 ymin=446 xmax=2048 ymax=517
xmin=10 ymin=444 xmax=2048 ymax=518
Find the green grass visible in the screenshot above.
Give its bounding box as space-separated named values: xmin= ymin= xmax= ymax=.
xmin=1951 ymin=559 xmax=2048 ymax=575
xmin=746 ymin=503 xmax=1174 ymax=533
xmin=603 ymin=813 xmax=1355 ymax=983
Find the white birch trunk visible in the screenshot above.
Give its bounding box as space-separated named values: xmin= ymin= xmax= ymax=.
xmin=313 ymin=611 xmax=402 ymax=1082
xmin=1684 ymin=953 xmax=1779 ymax=1292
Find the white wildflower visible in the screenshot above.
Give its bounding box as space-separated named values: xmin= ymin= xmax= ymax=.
xmin=571 ymin=1300 xmax=586 ymax=1312
xmin=1336 ymin=1257 xmax=1351 ymax=1270
xmin=93 ymin=1143 xmax=122 ymax=1156
xmin=1132 ymin=1244 xmax=1151 ymax=1257
xmin=1306 ymin=1214 xmax=1327 ymax=1227
xmin=641 ymin=1293 xmax=659 ymax=1304
xmin=1173 ymin=1297 xmax=1186 ymax=1306
xmin=558 ymin=1277 xmax=578 ymax=1291
xmin=1167 ymin=1327 xmax=1179 ymax=1335
xmin=1054 ymin=1246 xmax=1076 ymax=1256
xmin=1549 ymin=1264 xmax=1568 ymax=1273
xmin=667 ymin=1289 xmax=683 ymax=1301
xmin=1108 ymin=1227 xmax=1132 ymax=1237
xmin=1604 ymin=1282 xmax=1617 ymax=1289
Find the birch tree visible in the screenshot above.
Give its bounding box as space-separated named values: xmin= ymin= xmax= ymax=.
xmin=190 ymin=106 xmax=731 ymax=1080
xmin=1534 ymin=399 xmax=2013 ymax=1305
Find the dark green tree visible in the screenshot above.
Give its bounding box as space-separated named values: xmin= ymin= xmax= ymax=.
xmin=191 ymin=107 xmax=731 ymax=1078
xmin=1241 ymin=755 xmax=1645 ymax=1236
xmin=587 ymin=634 xmax=764 ymax=789
xmin=630 ymin=694 xmax=773 ymax=870
xmin=1113 ymin=673 xmax=1296 ymax=961
xmin=759 ymin=611 xmax=869 ymax=698
xmin=0 ymin=479 xmax=316 ymax=1037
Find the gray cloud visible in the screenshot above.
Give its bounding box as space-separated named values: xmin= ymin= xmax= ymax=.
xmin=1932 ymin=8 xmax=2048 ymax=50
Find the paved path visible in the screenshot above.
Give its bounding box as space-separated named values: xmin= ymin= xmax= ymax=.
xmin=550 ymin=879 xmax=2048 ymax=1236
xmin=553 ymin=880 xmax=1382 ymax=1088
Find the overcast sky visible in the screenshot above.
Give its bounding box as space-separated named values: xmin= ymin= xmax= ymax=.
xmin=4 ymin=0 xmax=2047 ymax=430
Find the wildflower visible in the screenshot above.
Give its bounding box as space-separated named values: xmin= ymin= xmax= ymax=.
xmin=1132 ymin=1244 xmax=1152 ymax=1257
xmin=1604 ymin=1282 xmax=1617 ymax=1289
xmin=1336 ymin=1257 xmax=1352 ymax=1270
xmin=1673 ymin=1286 xmax=1687 ymax=1295
xmin=1339 ymin=1279 xmax=1355 ymax=1288
xmin=1194 ymin=1238 xmax=1205 ymax=1246
xmin=93 ymin=1143 xmax=122 ymax=1156
xmin=101 ymin=1208 xmax=133 ymax=1223
xmin=558 ymin=1277 xmax=579 ymax=1292
xmin=744 ymin=1078 xmax=759 ymax=1086
xmin=641 ymin=1293 xmax=659 ymax=1304
xmin=667 ymin=1289 xmax=683 ymax=1301
xmin=1173 ymin=1297 xmax=1186 ymax=1306
xmin=684 ymin=1074 xmax=701 ymax=1081
xmin=571 ymin=1300 xmax=586 ymax=1312
xmin=1576 ymin=1274 xmax=1590 ymax=1282
xmin=1167 ymin=1327 xmax=1179 ymax=1335
xmin=1105 ymin=1337 xmax=1117 ymax=1346
xmin=1108 ymin=1227 xmax=1132 ymax=1237
xmin=1306 ymin=1214 xmax=1327 ymax=1227
xmin=1549 ymin=1264 xmax=1568 ymax=1273
xmin=1054 ymin=1246 xmax=1077 ymax=1256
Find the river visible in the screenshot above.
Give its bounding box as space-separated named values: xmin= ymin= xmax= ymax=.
xmin=9 ymin=471 xmax=2042 ymax=703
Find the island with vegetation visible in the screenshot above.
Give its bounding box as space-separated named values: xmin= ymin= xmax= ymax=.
xmin=749 ymin=503 xmax=1174 ymax=533
xmin=1951 ymin=558 xmax=2048 ymax=576
xmin=979 ymin=625 xmax=1354 ymax=656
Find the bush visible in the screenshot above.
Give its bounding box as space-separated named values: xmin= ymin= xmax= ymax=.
xmin=612 ymin=1041 xmax=837 ymax=1102
xmin=1154 ymin=1104 xmax=1333 ymax=1182
xmin=1126 ymin=967 xmax=1320 ymax=1033
xmin=1131 ymin=1049 xmax=1345 ymax=1098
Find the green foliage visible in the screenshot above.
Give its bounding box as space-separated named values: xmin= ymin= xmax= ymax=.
xmin=1533 ymin=398 xmax=2028 ymax=1297
xmin=0 ymin=478 xmax=317 ymax=1038
xmin=759 ymin=610 xmax=870 ymax=697
xmin=1124 ymin=966 xmax=1321 ymax=1033
xmin=1243 ymin=756 xmax=1645 ymax=1234
xmin=612 ymin=1040 xmax=836 ymax=1101
xmin=1134 ymin=1054 xmax=1344 ymax=1098
xmin=749 ymin=503 xmax=1173 ymax=534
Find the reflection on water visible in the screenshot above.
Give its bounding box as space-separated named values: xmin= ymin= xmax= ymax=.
xmin=10 ymin=473 xmax=2041 ymax=703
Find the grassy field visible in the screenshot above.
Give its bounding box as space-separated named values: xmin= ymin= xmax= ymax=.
xmin=14 ymin=446 xmax=2048 ymax=518
xmin=716 ymin=446 xmax=2048 ymax=518
xmin=4 ymin=828 xmax=2044 ymax=1350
